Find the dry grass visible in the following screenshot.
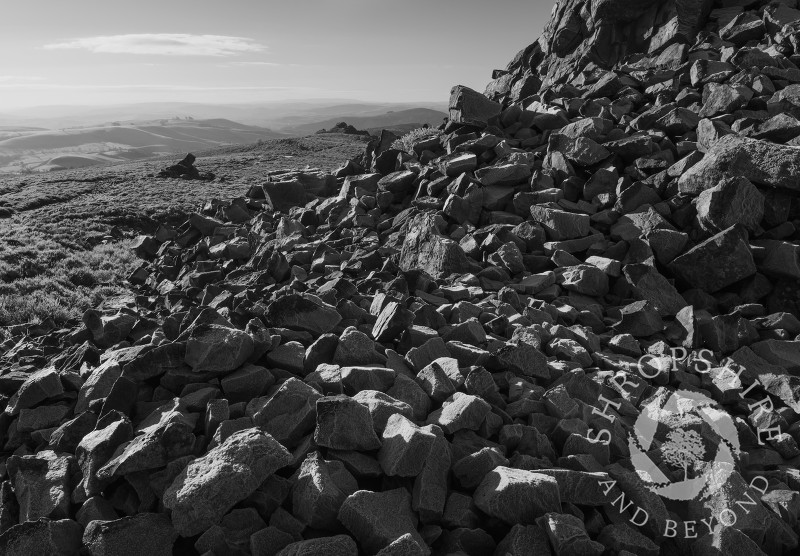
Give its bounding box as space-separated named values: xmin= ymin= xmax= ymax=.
xmin=391 ymin=126 xmax=443 ymax=153
xmin=0 ymin=222 xmax=136 ymax=326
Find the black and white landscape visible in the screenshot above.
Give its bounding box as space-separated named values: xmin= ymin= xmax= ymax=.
xmin=2 ymin=1 xmax=800 ymax=555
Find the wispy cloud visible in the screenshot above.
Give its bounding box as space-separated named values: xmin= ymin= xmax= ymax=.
xmin=43 ymin=34 xmax=266 ymax=56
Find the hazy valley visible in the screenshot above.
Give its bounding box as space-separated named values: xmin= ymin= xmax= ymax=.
xmin=0 ymin=101 xmax=447 ymax=173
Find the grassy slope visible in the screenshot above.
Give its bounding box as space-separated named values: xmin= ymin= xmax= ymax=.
xmin=0 ymin=133 xmax=371 ymax=326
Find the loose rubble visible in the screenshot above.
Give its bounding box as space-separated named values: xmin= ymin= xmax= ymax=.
xmin=2 ymin=0 xmax=800 ymax=554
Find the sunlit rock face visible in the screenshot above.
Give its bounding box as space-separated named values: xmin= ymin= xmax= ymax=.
xmin=486 ymin=0 xmax=715 ymax=103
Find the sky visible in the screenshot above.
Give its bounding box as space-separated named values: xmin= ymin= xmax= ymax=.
xmin=0 ymin=0 xmax=553 ymax=109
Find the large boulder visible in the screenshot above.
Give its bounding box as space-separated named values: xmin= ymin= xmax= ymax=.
xmin=163 ymin=428 xmax=291 ymax=536
xmin=399 ymin=213 xmax=472 ymax=279
xmin=679 ymin=135 xmax=800 ymax=193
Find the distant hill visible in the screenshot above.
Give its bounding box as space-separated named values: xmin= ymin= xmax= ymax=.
xmin=0 ymin=118 xmax=286 ymax=173
xmin=278 ymin=108 xmax=448 ymax=136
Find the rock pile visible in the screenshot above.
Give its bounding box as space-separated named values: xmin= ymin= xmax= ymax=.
xmin=317 ymin=122 xmax=371 ymax=136
xmin=2 ymin=0 xmax=800 ymax=554
xmin=158 ymin=154 xmax=215 ymax=181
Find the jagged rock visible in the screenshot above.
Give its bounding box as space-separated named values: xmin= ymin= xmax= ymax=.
xmin=163 ymin=428 xmax=291 ymax=536
xmin=670 ymin=225 xmax=757 ymax=292
xmin=6 ymin=451 xmax=74 ymax=521
xmin=679 ymin=134 xmax=800 ymax=193
xmin=449 ymin=85 xmax=501 ymax=128
xmin=314 ymin=395 xmax=382 ymax=451
xmin=399 ymin=213 xmax=471 ymax=279
xmin=696 ymin=176 xmax=764 ymax=233
xmin=338 ymin=489 xmax=428 ymax=555
xmin=378 ymin=414 xmax=437 ymax=477
xmin=5 ymin=368 xmax=63 ymax=416
xmin=184 ymin=323 xmax=254 ymax=373
xmin=82 ymin=513 xmax=177 ymax=556
xmin=292 ymin=451 xmax=358 ymax=530
xmin=473 ymin=467 xmax=561 ymax=525
xmin=246 ymin=377 xmax=322 ymax=445
xmin=262 ymin=294 xmax=342 ymax=335
xmin=0 ymin=518 xmax=83 ymax=556
xmin=529 ymin=206 xmax=590 ymax=241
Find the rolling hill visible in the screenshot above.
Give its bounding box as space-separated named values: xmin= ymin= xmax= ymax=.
xmin=280 ymin=107 xmax=448 ymax=135
xmin=0 ymin=118 xmax=286 ymax=173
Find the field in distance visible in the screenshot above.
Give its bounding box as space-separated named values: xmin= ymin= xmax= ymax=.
xmin=0 ymin=118 xmax=287 ymax=174
xmin=0 ymin=133 xmax=371 ymax=327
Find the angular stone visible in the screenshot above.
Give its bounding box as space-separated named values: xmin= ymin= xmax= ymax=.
xmin=97 ymin=408 xmax=195 ymax=481
xmin=74 ymin=415 xmax=133 ymax=501
xmin=412 ymin=425 xmax=450 ymax=523
xmin=82 ymin=513 xmax=177 ymax=556
xmin=276 ymin=535 xmax=358 ymax=556
xmin=246 ymin=378 xmax=322 ymax=445
xmin=292 ymin=451 xmax=358 ymax=531
xmin=0 ymin=518 xmax=82 ymax=556
xmin=597 ymin=523 xmax=658 ymax=556
xmin=352 ymin=390 xmax=414 ymax=432
xmin=375 ymin=533 xmax=428 ymax=556
xmin=559 ymin=264 xmax=609 ymax=296
xmin=752 ymin=240 xmax=800 ymax=280
xmin=220 ymin=363 xmax=275 ymax=403
xmin=449 ymin=85 xmax=501 ymax=128
xmin=415 ymin=357 xmax=459 ymax=402
xmin=16 ymin=404 xmax=70 ymax=434
xmin=76 ymin=359 xmax=121 ymax=413
xmin=378 ymin=414 xmax=437 ymax=477
xmin=437 ymin=153 xmax=477 ymax=177
xmin=5 ymin=368 xmax=63 ymax=416
xmin=428 ymin=392 xmax=491 ymax=434
xmin=334 ymin=328 xmax=383 ymax=366
xmin=529 ymin=206 xmax=590 ymax=241
xmin=538 ymin=512 xmax=604 ymax=555
xmin=48 ymin=411 xmax=98 ymax=453
xmin=452 ymin=447 xmax=509 ymax=489
xmin=378 ymin=171 xmax=417 ymax=200
xmin=495 ymin=524 xmax=552 ymax=556
xmin=185 ymin=324 xmax=254 ymax=374
xmin=263 ymin=294 xmax=342 ymax=335
xmin=372 ymin=302 xmax=414 ymax=343
xmin=699 ymin=83 xmax=753 ymax=118
xmin=679 ymin=135 xmax=800 ymax=194
xmin=338 ymin=489 xmax=428 ymax=555
xmin=6 ymin=451 xmax=74 ymax=522
xmin=163 ymin=428 xmax=291 ymax=537
xmin=399 ymin=214 xmax=471 ymax=279
xmin=263 ymin=180 xmax=307 ymax=213
xmin=475 ymin=164 xmax=532 ymax=187
xmin=473 ymin=467 xmax=561 ymax=525
xmin=623 ymin=263 xmax=687 ymax=317
xmin=494 ymin=341 xmax=549 ymax=379
xmin=614 ymin=301 xmax=664 ymax=337
xmin=670 ymin=226 xmax=757 ymax=292
xmin=750 ymin=340 xmax=800 ymax=373
xmin=314 ymin=395 xmax=382 ymax=451
xmin=696 ymin=176 xmax=764 ymax=233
